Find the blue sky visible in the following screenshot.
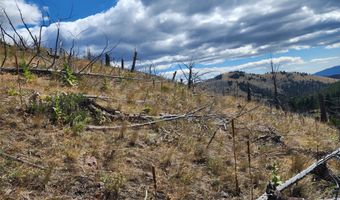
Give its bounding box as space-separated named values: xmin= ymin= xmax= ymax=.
xmin=1 ymin=0 xmax=340 ymax=79
xmin=27 ymin=0 xmax=116 ymax=22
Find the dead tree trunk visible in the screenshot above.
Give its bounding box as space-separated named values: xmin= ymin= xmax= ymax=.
xmin=247 ymin=82 xmax=252 ymax=102
xmin=0 ymin=27 xmax=7 ymax=69
xmin=188 ymin=66 xmax=193 ymax=89
xmin=131 ymin=49 xmax=137 ymax=72
xmin=172 ymin=71 xmax=177 ymax=82
xmin=231 ymin=120 xmax=241 ymax=195
xmin=270 ymin=59 xmax=280 ymax=109
xmin=319 ymin=93 xmax=328 ymax=122
xmin=105 ymin=53 xmax=110 ymax=66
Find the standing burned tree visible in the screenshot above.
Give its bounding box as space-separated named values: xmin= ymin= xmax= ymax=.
xmin=179 ymin=59 xmax=210 ymax=90
xmin=269 ymin=56 xmax=281 ymax=109
xmin=0 ymin=5 xmax=119 ymax=76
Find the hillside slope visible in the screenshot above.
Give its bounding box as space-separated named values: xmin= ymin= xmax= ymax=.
xmin=0 ymin=70 xmax=338 ymax=199
xmin=200 ymin=71 xmax=337 ymax=107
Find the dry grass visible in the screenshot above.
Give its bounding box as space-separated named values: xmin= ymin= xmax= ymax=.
xmin=0 ymin=65 xmax=339 ymax=199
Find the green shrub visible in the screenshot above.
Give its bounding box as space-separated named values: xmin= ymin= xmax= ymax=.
xmin=100 ymin=172 xmax=125 ymax=198
xmin=7 ymin=88 xmax=19 ymax=96
xmin=62 ymin=64 xmax=78 ymax=86
xmin=19 ymin=61 xmax=34 ymax=82
xmin=27 ymin=93 xmax=90 ymax=127
xmin=271 ymin=162 xmax=282 ymax=187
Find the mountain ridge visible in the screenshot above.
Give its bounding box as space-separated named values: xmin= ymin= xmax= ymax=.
xmin=314 ymin=65 xmax=340 ymax=77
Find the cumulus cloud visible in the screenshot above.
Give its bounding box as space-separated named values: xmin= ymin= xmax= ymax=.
xmin=162 ymin=56 xmax=305 ymax=80
xmin=4 ymin=0 xmax=340 ymax=73
xmin=310 ymin=57 xmax=339 ymax=63
xmin=0 ymin=0 xmax=42 ymax=27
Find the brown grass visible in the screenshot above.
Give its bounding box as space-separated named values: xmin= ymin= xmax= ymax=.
xmin=0 ymin=59 xmax=338 ymax=199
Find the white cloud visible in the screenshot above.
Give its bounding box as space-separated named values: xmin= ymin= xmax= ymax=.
xmin=325 ymin=43 xmax=340 ymax=49
xmin=2 ymin=0 xmax=340 ymax=75
xmin=310 ymin=57 xmax=339 ymax=63
xmin=0 ymin=0 xmax=42 ymax=27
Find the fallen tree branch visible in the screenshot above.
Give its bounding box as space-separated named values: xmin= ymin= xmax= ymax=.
xmin=0 ymin=67 xmax=153 ymax=81
xmin=86 ymin=105 xmax=210 ymax=131
xmin=0 ymin=150 xmax=45 ymax=170
xmin=256 ymin=147 xmax=340 ymax=200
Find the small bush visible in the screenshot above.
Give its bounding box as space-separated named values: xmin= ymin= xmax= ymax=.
xmin=271 ymin=162 xmax=282 ymax=187
xmin=100 ymin=172 xmax=125 ymax=198
xmin=62 ymin=64 xmax=78 ymax=86
xmin=7 ymin=88 xmax=19 ymax=96
xmin=27 ymin=93 xmax=90 ymax=127
xmin=100 ymin=78 xmax=110 ymax=91
xmin=19 ymin=60 xmax=35 ymax=82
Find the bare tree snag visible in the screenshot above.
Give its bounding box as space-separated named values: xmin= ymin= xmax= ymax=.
xmin=131 ymin=49 xmax=137 ymax=72
xmin=172 ymin=71 xmax=177 ymax=82
xmin=247 ymin=137 xmax=254 ymax=200
xmin=270 ymin=58 xmax=280 ymax=109
xmin=231 ymin=119 xmax=241 ymax=195
xmin=49 ymin=22 xmax=60 ymax=69
xmin=319 ymin=93 xmax=328 ymax=122
xmin=121 ymin=58 xmax=124 ymax=69
xmin=0 ymin=27 xmax=7 ymax=69
xmin=152 ymin=165 xmax=157 ymax=194
xmin=3 ymin=10 xmax=27 ymax=49
xmin=105 ymin=53 xmax=110 ymax=66
xmin=247 ymin=82 xmax=252 ymax=102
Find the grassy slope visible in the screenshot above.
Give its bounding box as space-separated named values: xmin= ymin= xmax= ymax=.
xmin=0 ymin=70 xmax=338 ymax=199
xmin=0 ymin=47 xmax=339 ymax=199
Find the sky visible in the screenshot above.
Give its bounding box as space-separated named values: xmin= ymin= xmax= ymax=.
xmin=0 ymin=0 xmax=340 ymax=79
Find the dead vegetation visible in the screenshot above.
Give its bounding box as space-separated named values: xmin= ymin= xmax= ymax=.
xmin=0 ymin=70 xmax=339 ymax=199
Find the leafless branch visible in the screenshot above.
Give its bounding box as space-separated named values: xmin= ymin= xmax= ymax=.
xmin=3 ymin=10 xmax=27 ymax=49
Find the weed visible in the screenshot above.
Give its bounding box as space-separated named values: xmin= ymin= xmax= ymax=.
xmin=20 ymin=62 xmax=35 ymax=82
xmin=7 ymin=88 xmax=19 ymax=96
xmin=271 ymin=162 xmax=282 ymax=187
xmin=27 ymin=93 xmax=90 ymax=127
xmin=100 ymin=78 xmax=109 ymax=91
xmin=142 ymin=105 xmax=152 ymax=114
xmin=62 ymin=64 xmax=78 ymax=86
xmin=100 ymin=172 xmax=125 ymax=198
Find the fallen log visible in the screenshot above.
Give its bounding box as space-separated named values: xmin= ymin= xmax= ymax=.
xmin=256 ymin=147 xmax=340 ymax=200
xmin=0 ymin=67 xmax=156 ymax=81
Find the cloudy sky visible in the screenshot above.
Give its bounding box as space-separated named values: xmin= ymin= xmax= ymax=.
xmin=1 ymin=0 xmax=340 ymax=78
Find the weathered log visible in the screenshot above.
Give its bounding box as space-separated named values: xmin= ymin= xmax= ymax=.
xmin=256 ymin=148 xmax=340 ymax=200
xmin=86 ymin=105 xmax=209 ymax=131
xmin=0 ymin=67 xmax=148 ymax=80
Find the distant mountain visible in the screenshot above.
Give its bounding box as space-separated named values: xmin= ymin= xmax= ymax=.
xmin=199 ymin=71 xmax=337 ymax=108
xmin=314 ymin=66 xmax=340 ymax=77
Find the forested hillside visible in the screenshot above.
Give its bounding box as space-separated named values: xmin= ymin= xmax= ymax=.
xmin=200 ymin=71 xmax=336 ymax=109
